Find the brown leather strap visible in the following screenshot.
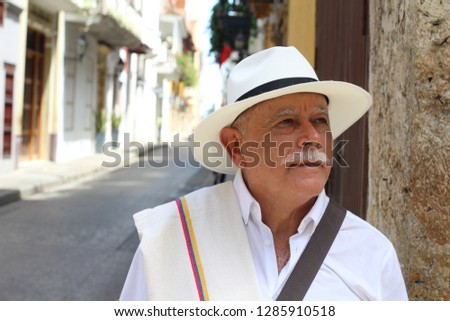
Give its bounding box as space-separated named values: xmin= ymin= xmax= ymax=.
xmin=276 ymin=199 xmax=346 ymax=301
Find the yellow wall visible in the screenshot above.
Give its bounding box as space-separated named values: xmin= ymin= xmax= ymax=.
xmin=286 ymin=0 xmax=316 ymax=67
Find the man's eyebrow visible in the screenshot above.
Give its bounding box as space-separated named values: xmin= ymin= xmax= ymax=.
xmin=264 ymin=108 xmax=295 ymax=126
xmin=317 ymin=106 xmax=329 ymax=115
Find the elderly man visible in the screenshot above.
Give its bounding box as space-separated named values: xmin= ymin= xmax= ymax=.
xmin=120 ymin=46 xmax=408 ymax=301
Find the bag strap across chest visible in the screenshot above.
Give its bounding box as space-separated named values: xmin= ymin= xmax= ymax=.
xmin=276 ymin=199 xmax=346 ymax=301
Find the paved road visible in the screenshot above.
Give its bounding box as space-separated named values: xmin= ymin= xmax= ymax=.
xmin=0 ymin=146 xmax=213 ymax=300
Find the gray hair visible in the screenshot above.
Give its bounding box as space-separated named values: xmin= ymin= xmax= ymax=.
xmin=230 ymin=104 xmax=258 ymax=135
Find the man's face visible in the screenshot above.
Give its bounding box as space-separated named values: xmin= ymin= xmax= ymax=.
xmin=234 ymin=92 xmax=333 ymax=203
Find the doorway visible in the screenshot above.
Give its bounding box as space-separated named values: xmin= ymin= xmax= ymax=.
xmin=315 ymin=0 xmax=369 ymax=218
xmin=21 ymin=27 xmax=45 ymax=160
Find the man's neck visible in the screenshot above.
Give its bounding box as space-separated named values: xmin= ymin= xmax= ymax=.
xmin=259 ymin=196 xmax=317 ymax=237
xmin=259 ymin=196 xmax=317 ymax=273
xmin=238 ymin=170 xmax=319 ymax=273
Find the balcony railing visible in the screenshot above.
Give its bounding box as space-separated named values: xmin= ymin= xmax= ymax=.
xmin=74 ymin=0 xmax=154 ymax=48
xmin=76 ymin=0 xmax=144 ymax=37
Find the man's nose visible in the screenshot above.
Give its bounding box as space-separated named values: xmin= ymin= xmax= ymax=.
xmin=295 ymin=121 xmax=322 ymax=148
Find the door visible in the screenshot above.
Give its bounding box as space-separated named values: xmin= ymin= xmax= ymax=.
xmin=21 ymin=28 xmax=45 ymax=160
xmin=3 ymin=64 xmax=14 ymax=159
xmin=315 ymin=0 xmax=369 ymax=218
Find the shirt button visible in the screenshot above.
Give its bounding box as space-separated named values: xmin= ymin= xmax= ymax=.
xmin=264 ymin=240 xmax=272 ymax=247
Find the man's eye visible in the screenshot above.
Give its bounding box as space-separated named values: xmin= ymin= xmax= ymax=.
xmin=315 ymin=117 xmax=328 ymax=125
xmin=278 ymin=119 xmax=294 ymax=127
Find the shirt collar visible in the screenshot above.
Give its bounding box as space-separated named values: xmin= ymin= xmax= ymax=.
xmin=233 ymin=169 xmax=329 ymax=233
xmin=233 ymin=169 xmax=259 ymax=225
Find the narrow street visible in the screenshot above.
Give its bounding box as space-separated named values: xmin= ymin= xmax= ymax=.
xmin=0 ymin=146 xmax=213 ymax=300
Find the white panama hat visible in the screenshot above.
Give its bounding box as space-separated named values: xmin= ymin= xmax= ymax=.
xmin=193 ymin=46 xmax=372 ymax=175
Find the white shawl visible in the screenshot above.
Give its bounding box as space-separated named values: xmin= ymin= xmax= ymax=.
xmin=134 ymin=181 xmax=262 ymax=300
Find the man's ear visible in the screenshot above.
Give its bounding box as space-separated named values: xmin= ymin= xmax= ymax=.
xmin=220 ymin=126 xmax=244 ymax=169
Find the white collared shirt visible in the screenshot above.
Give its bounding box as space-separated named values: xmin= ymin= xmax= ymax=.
xmin=232 ymin=170 xmax=408 ymax=300
xmin=120 ymin=170 xmax=408 ymax=300
xmin=233 ymin=169 xmax=328 ymax=300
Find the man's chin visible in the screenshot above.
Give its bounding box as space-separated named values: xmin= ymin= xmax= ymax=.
xmin=286 ymin=176 xmax=328 ymax=195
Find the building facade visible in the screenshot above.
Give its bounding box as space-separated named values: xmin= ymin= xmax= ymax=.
xmin=0 ymin=0 xmax=27 ymax=171
xmin=0 ymin=0 xmax=200 ymax=172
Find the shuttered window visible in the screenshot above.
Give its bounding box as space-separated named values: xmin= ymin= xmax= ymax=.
xmin=3 ymin=64 xmax=15 ymax=158
xmin=0 ymin=2 xmax=5 ymax=26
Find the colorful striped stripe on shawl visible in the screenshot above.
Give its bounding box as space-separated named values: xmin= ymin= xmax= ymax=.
xmin=176 ymin=196 xmax=209 ymax=301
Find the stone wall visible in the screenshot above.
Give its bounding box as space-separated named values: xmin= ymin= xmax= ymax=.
xmin=368 ymin=0 xmax=449 ymax=300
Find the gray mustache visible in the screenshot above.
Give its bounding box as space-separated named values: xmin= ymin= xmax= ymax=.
xmin=282 ymin=150 xmax=330 ymax=167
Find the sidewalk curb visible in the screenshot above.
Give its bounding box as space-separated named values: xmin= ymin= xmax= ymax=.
xmin=0 ymin=189 xmax=21 ymax=206
xmin=0 ymin=143 xmax=165 ymax=207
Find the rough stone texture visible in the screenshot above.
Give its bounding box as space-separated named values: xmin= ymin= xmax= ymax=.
xmin=368 ymin=0 xmax=449 ymax=300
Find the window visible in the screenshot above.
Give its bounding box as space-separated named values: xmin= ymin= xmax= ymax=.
xmin=3 ymin=64 xmax=15 ymax=158
xmin=0 ymin=2 xmax=5 ymax=26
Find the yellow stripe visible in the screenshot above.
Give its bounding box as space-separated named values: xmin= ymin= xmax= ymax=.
xmin=180 ymin=196 xmax=210 ymax=300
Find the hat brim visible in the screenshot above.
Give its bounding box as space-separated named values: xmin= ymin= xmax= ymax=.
xmin=193 ymin=81 xmax=372 ymax=175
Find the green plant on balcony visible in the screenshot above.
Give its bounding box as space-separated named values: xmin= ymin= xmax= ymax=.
xmin=208 ymin=0 xmax=257 ymax=64
xmin=176 ymin=52 xmax=197 ymax=87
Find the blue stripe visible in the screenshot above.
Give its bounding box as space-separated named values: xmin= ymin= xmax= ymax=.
xmin=177 ymin=198 xmax=205 ymax=300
